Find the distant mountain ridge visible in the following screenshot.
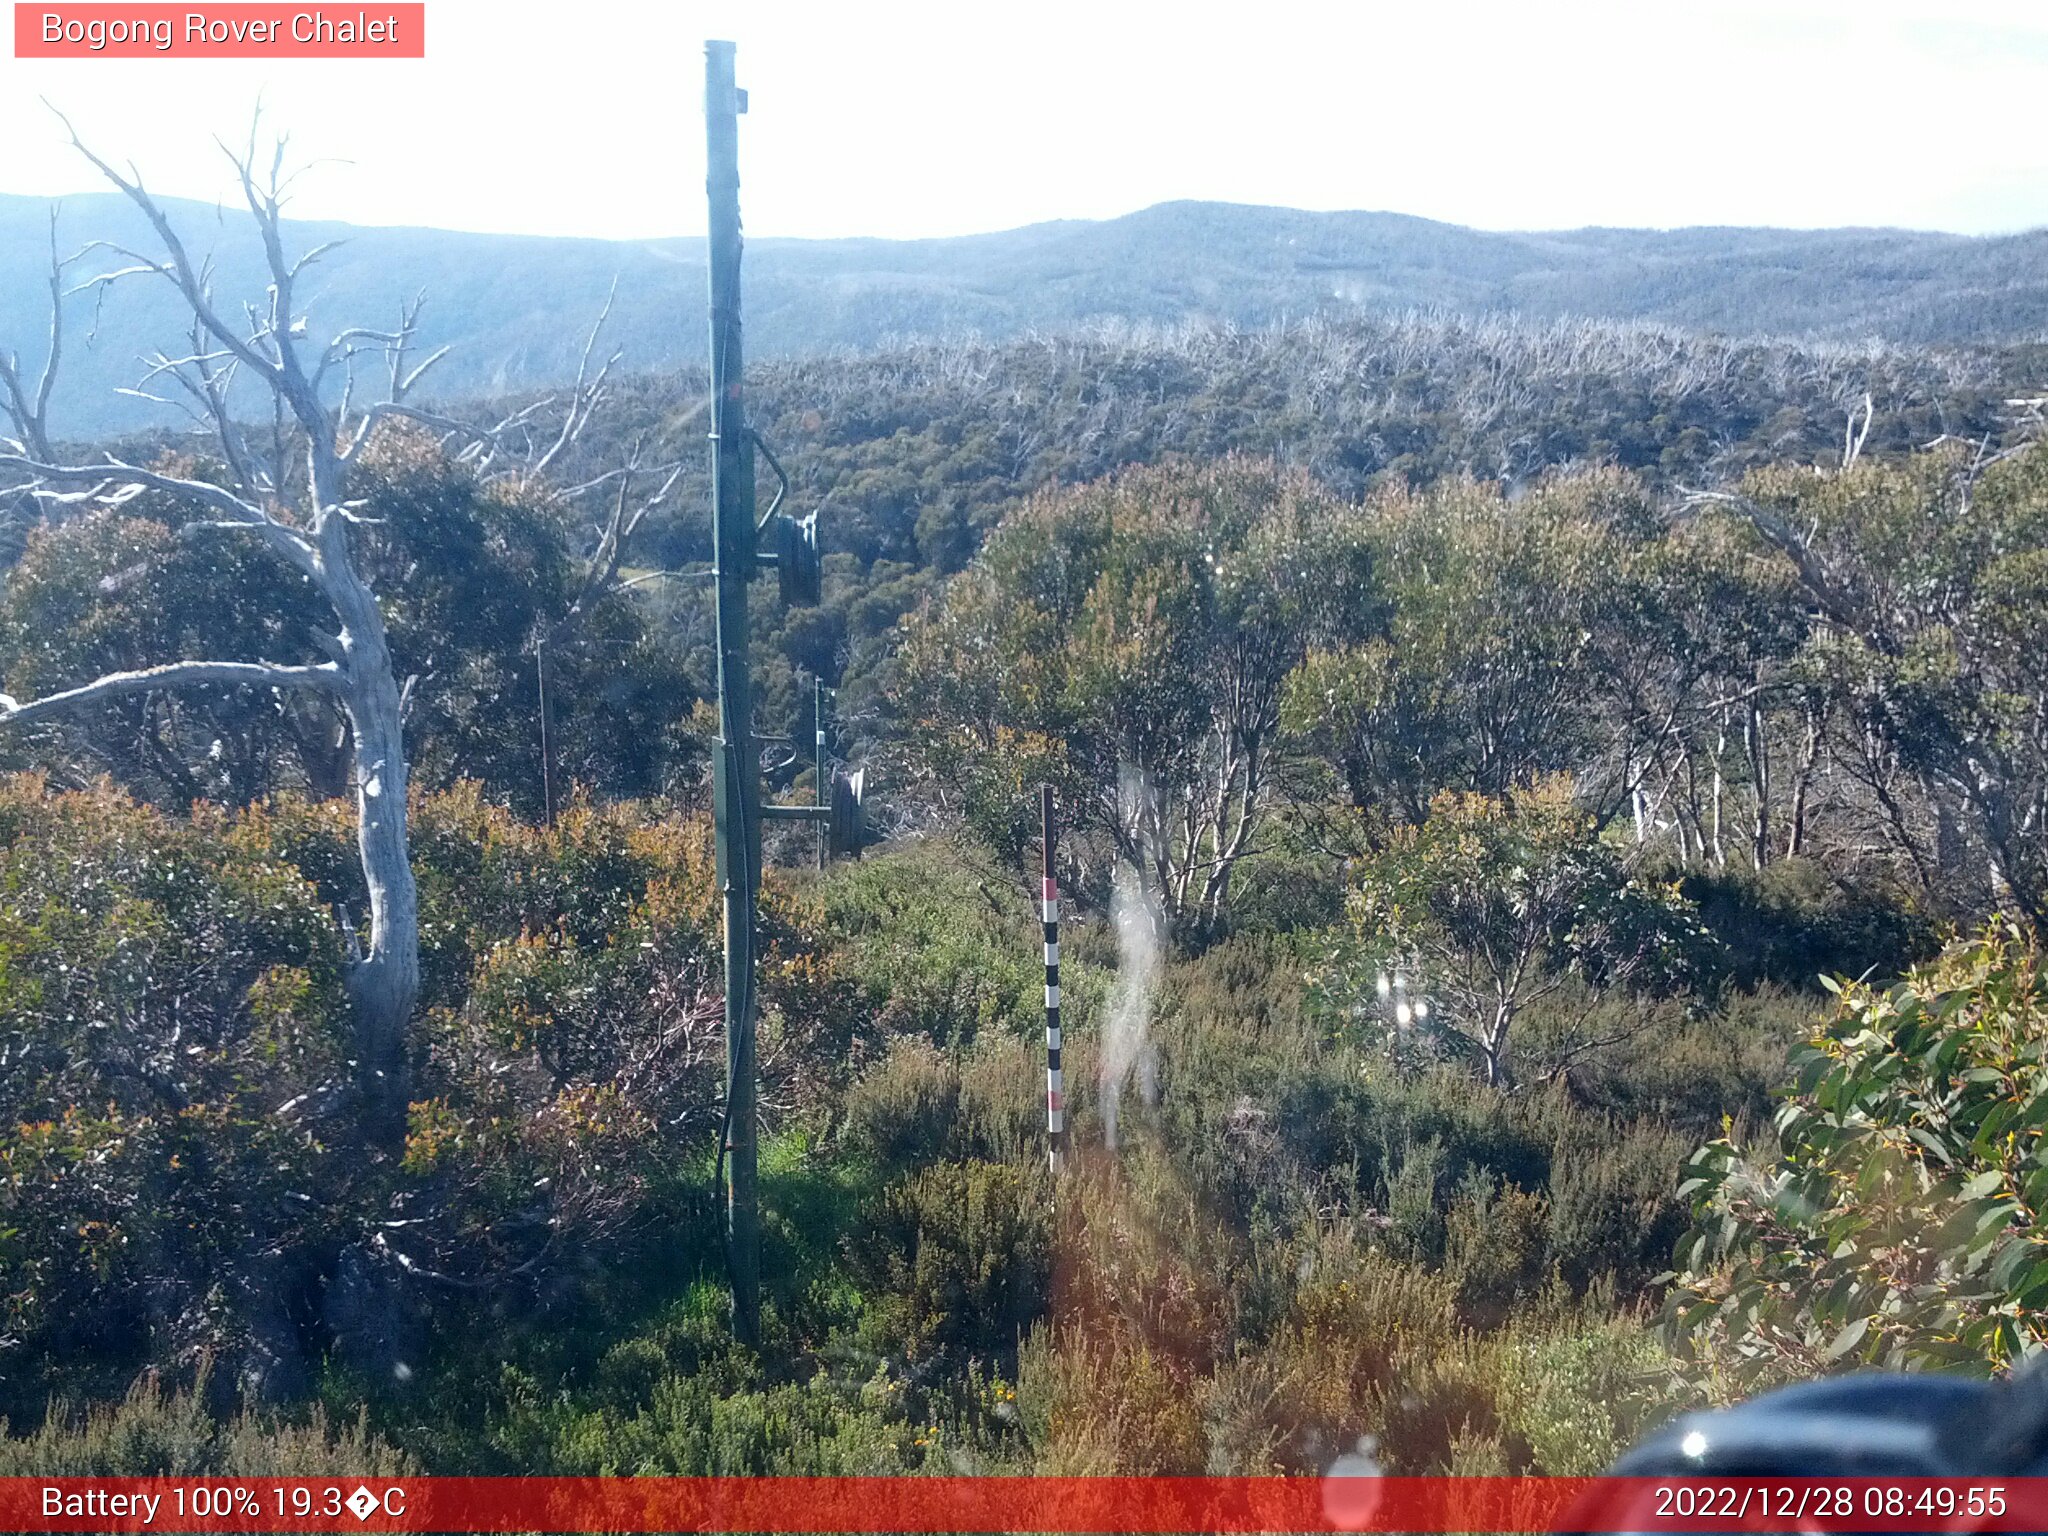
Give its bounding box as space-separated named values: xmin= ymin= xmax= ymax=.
xmin=3 ymin=192 xmax=2044 ymax=437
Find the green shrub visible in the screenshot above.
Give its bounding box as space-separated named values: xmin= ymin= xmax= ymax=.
xmin=1669 ymin=924 xmax=2048 ymax=1382
xmin=397 ymin=798 xmax=861 ymax=1295
xmin=1548 ymin=984 xmax=1804 ymax=1133
xmin=1678 ymin=858 xmax=1938 ymax=991
xmin=1053 ymin=1152 xmax=1245 ymax=1375
xmin=1489 ymin=1318 xmax=1696 ymax=1475
xmin=1314 ymin=777 xmax=1720 ymax=1089
xmin=1367 ymin=1331 xmax=1508 ymax=1474
xmin=1017 ymin=1324 xmax=1207 ymax=1475
xmin=0 ymin=775 xmax=849 ymax=1421
xmin=820 ymin=840 xmax=1043 ymax=1046
xmin=955 ymin=1033 xmax=1052 ymax=1166
xmin=0 ymin=777 xmax=351 ymax=1410
xmin=842 ymin=1033 xmax=1049 ymax=1176
xmin=1444 ymin=1169 xmax=1553 ymax=1318
xmin=499 ymin=1367 xmax=924 ymax=1476
xmin=847 ymin=1160 xmax=1051 ymax=1375
xmin=0 ymin=1372 xmax=410 ymax=1477
xmin=1224 ymin=845 xmax=1347 ymax=936
xmin=1543 ymin=1115 xmax=1690 ymax=1292
xmin=1382 ymin=1136 xmax=1451 ymax=1264
xmin=840 ymin=1037 xmax=962 ymax=1173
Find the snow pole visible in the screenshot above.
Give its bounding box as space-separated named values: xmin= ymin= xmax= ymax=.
xmin=1042 ymin=785 xmax=1064 ymax=1171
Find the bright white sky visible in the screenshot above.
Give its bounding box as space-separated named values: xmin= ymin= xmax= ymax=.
xmin=3 ymin=0 xmax=2045 ymax=240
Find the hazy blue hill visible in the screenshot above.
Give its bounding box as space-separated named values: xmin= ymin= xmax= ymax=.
xmin=3 ymin=191 xmax=2044 ymax=436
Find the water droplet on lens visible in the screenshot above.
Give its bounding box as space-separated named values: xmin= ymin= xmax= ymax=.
xmin=1322 ymin=1436 xmax=1383 ymax=1531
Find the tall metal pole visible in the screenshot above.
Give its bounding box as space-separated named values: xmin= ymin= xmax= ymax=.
xmin=535 ymin=641 xmax=556 ymax=829
xmin=705 ymin=38 xmax=761 ymax=1347
xmin=814 ymin=677 xmax=829 ymax=873
xmin=1042 ymin=786 xmax=1064 ymax=1171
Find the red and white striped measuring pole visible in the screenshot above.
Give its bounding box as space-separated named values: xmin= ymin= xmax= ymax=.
xmin=1041 ymin=785 xmax=1064 ymax=1170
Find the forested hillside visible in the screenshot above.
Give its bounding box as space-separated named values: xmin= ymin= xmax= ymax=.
xmin=531 ymin=314 xmax=2044 ymax=771
xmin=6 ymin=190 xmax=2047 ymax=436
xmin=6 ymin=163 xmax=2048 ymax=1487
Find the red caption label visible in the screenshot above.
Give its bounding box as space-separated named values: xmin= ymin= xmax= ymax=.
xmin=6 ymin=1476 xmax=2048 ymax=1533
xmin=15 ymin=3 xmax=425 ymax=56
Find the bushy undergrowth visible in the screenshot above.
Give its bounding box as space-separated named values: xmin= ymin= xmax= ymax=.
xmin=1678 ymin=858 xmax=1940 ymax=992
xmin=0 ymin=1373 xmax=411 ymax=1477
xmin=0 ymin=775 xmax=856 ymax=1423
xmin=0 ymin=784 xmax=1970 ymax=1477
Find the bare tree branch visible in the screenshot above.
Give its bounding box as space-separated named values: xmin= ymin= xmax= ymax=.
xmin=49 ymin=106 xmax=292 ymax=398
xmin=532 ymin=277 xmax=621 ymax=476
xmin=543 ymin=443 xmax=685 ymax=651
xmin=0 ymin=206 xmax=69 ymax=462
xmin=0 ymin=659 xmax=343 ymax=724
xmin=0 ymin=449 xmax=317 ymax=573
xmin=1678 ymin=486 xmax=1886 ymax=652
xmin=341 ymin=399 xmax=496 ymax=462
xmin=1843 ymin=390 xmax=1873 ymax=469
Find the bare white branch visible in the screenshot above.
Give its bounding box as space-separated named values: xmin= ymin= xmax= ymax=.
xmin=0 ymin=206 xmax=71 ymax=461
xmin=0 ymin=658 xmax=343 ymax=726
xmin=531 ymin=278 xmax=621 ymax=477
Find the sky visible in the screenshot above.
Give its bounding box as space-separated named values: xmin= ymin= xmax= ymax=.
xmin=2 ymin=0 xmax=2045 ymax=242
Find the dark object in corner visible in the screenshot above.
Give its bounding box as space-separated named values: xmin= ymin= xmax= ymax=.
xmin=1612 ymin=1372 xmax=2005 ymax=1477
xmin=1585 ymin=1366 xmax=2048 ymax=1530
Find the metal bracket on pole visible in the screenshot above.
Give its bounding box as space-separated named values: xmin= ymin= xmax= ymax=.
xmin=753 ymin=431 xmax=790 ymax=528
xmin=760 ymin=771 xmax=862 ymax=859
xmin=829 ymin=768 xmax=866 ymax=860
xmin=752 ymin=433 xmax=821 ymax=607
xmin=770 ymin=510 xmax=822 ymax=607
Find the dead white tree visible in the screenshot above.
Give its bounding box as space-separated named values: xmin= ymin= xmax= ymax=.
xmin=0 ymin=207 xmax=69 ymax=463
xmin=533 ymin=427 xmax=686 ymax=823
xmin=0 ymin=119 xmax=603 ymax=1146
xmin=1842 ymin=389 xmax=1874 ymax=469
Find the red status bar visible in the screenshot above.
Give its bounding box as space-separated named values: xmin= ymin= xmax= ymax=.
xmin=7 ymin=1475 xmax=2048 ymax=1533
